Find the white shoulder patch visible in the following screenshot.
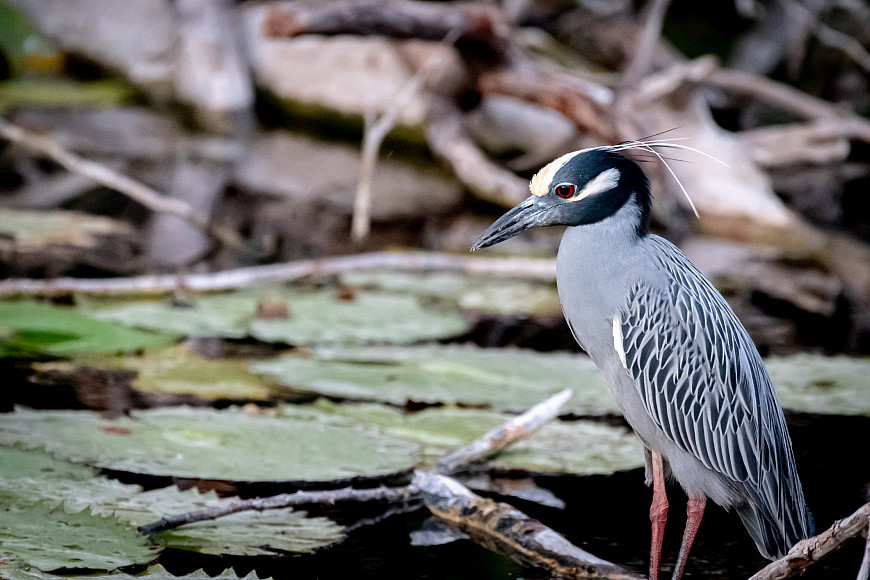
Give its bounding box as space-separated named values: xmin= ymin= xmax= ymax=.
xmin=612 ymin=314 xmax=627 ymax=369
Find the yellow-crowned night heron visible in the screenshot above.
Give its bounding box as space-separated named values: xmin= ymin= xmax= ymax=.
xmin=471 ymin=143 xmax=814 ymax=580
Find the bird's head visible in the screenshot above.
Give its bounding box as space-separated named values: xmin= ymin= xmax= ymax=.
xmin=471 ymin=148 xmax=652 ymax=251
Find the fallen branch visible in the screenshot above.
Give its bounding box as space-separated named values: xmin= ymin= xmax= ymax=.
xmin=137 ymin=485 xmax=416 ymax=535
xmin=413 ymin=471 xmax=643 ymax=579
xmin=436 ymin=388 xmax=572 ymax=474
xmin=0 ymin=251 xmax=556 ymax=296
xmin=749 ymin=501 xmax=870 ymax=580
xmin=0 ymin=117 xmax=243 ymax=249
xmin=859 ymin=518 xmax=870 ymax=580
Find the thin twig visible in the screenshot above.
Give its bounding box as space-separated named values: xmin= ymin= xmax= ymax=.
xmin=0 ymin=251 xmax=556 ymax=296
xmin=436 ymin=388 xmax=572 ymax=474
xmin=0 ymin=117 xmax=243 ymax=249
xmin=749 ymin=501 xmax=870 ymax=580
xmin=785 ymin=0 xmax=870 ymax=73
xmin=138 ymin=485 xmax=417 ymax=535
xmin=618 ymin=0 xmax=673 ymax=93
xmin=352 ymin=31 xmax=459 ymax=243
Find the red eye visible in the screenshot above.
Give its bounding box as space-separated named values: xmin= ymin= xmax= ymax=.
xmin=555 ymin=184 xmax=575 ymax=198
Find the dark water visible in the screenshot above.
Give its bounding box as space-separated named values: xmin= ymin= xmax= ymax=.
xmin=156 ymin=413 xmax=870 ymax=580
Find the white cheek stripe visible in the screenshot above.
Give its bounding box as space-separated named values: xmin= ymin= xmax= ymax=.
xmin=567 ymin=168 xmax=621 ymax=203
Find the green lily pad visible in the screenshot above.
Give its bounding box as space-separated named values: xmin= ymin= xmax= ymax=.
xmin=0 ymin=560 xmax=267 ymax=580
xmin=253 ymin=345 xmax=617 ymax=414
xmin=766 ymin=354 xmax=870 ymax=416
xmin=97 ymin=486 xmax=344 ymax=556
xmin=0 ymin=407 xmax=420 ymax=482
xmin=158 ymin=506 xmax=344 ymax=556
xmin=0 ymin=446 xmax=344 ymax=558
xmin=0 ymin=446 xmax=138 ymax=512
xmin=0 ymin=502 xmax=158 ymax=571
xmin=298 ymin=400 xmax=642 ymax=474
xmin=61 ymin=345 xmax=273 ymax=401
xmin=80 ymin=288 xmax=468 ymax=345
xmin=0 ymin=447 xmax=157 ymax=570
xmin=339 ymin=270 xmax=562 ymax=316
xmin=0 ymin=301 xmax=174 ymax=357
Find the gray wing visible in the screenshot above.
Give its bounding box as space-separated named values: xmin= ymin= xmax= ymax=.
xmin=615 ymin=236 xmax=812 ymax=558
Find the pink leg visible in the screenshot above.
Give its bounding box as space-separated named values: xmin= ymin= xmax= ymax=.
xmin=671 ymin=495 xmax=706 ymax=580
xmin=649 ymin=451 xmax=668 ymax=580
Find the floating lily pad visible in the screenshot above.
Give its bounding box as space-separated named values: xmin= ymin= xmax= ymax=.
xmin=58 ymin=345 xmax=273 ymax=401
xmin=80 ymin=288 xmax=468 ymax=345
xmin=0 ymin=560 xmax=266 ymax=580
xmin=766 ymin=355 xmax=870 ymax=416
xmin=159 ymin=506 xmax=344 ymax=556
xmin=97 ymin=486 xmax=344 ymax=556
xmin=296 ymin=400 xmax=642 ymax=475
xmin=0 ymin=502 xmax=157 ymax=571
xmin=0 ymin=446 xmax=138 ymax=512
xmin=0 ymin=301 xmax=174 ymax=357
xmin=0 ymin=446 xmax=344 ymax=558
xmin=0 ymin=407 xmax=419 ymax=482
xmin=340 ymin=270 xmax=562 ymax=317
xmin=253 ymin=345 xmax=617 ymax=414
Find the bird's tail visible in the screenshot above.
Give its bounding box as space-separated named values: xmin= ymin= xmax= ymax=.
xmin=736 ymin=500 xmax=815 ymax=560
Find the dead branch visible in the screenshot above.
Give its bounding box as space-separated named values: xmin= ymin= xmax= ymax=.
xmin=424 ymin=95 xmax=531 ymax=207
xmin=749 ymin=501 xmax=870 ymax=580
xmin=0 ymin=251 xmax=556 ymax=296
xmin=137 ymin=485 xmax=416 ymax=535
xmin=859 ymin=519 xmax=870 ymax=580
xmin=436 ymin=388 xmax=573 ymax=475
xmin=264 ymin=1 xmax=511 ymax=60
xmin=617 ymin=0 xmax=673 ymax=93
xmin=353 ymin=32 xmax=459 ymax=243
xmin=0 ymin=117 xmax=243 ymax=249
xmin=704 ymin=69 xmax=870 ymax=144
xmin=413 ymin=471 xmax=643 ymax=579
xmin=737 ymin=120 xmax=852 ymax=168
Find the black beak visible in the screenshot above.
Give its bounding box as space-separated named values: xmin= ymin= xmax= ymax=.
xmin=471 ymin=196 xmax=547 ymax=251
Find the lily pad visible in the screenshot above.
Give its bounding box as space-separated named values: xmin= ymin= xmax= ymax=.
xmin=0 ymin=301 xmax=174 ymax=356
xmin=158 ymin=506 xmax=344 ymax=556
xmin=253 ymin=345 xmax=617 ymax=414
xmin=0 ymin=446 xmax=138 ymax=512
xmin=296 ymin=400 xmax=642 ymax=475
xmin=766 ymin=354 xmax=870 ymax=416
xmin=0 ymin=560 xmax=266 ymax=580
xmin=0 ymin=446 xmax=344 ymax=558
xmin=80 ymin=288 xmax=468 ymax=345
xmin=339 ymin=270 xmax=562 ymax=317
xmin=57 ymin=345 xmax=273 ymax=401
xmin=96 ymin=486 xmax=345 ymax=556
xmin=0 ymin=502 xmax=157 ymax=571
xmin=0 ymin=407 xmax=420 ymax=482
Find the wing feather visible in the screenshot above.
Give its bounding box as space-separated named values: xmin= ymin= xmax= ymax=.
xmin=617 ymin=236 xmax=812 ymax=558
